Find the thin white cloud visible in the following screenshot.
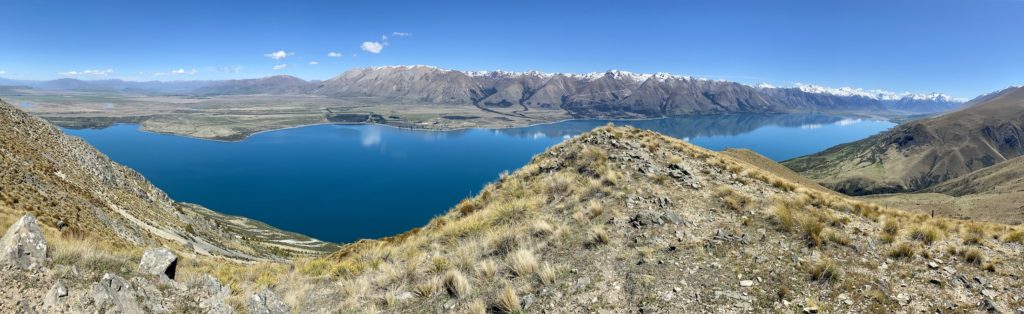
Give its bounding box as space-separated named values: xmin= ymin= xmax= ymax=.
xmin=308 ymin=61 xmax=319 ymax=65
xmin=391 ymin=32 xmax=412 ymax=37
xmin=273 ymin=64 xmax=288 ymax=70
xmin=361 ymin=42 xmax=384 ymax=54
xmin=264 ymin=50 xmax=294 ymax=60
xmin=59 ymin=69 xmax=114 ymax=77
xmin=155 ymin=68 xmax=197 ymax=76
xmin=213 ymin=65 xmax=244 ymax=73
xmin=0 ymin=70 xmax=5 ymax=75
xmin=327 ymin=52 xmax=342 ymax=58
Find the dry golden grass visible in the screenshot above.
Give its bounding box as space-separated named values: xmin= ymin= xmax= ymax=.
xmin=588 ymin=225 xmax=610 ymax=246
xmin=716 ymin=185 xmax=752 ymax=212
xmin=909 ymin=224 xmax=942 ymax=245
xmin=537 ymin=262 xmax=556 ymax=285
xmin=494 ymin=285 xmax=521 ymax=313
xmin=962 ymin=248 xmax=984 ymax=265
xmin=806 ymin=258 xmax=840 ymax=283
xmin=887 ymin=242 xmax=916 ymax=259
xmin=507 ymin=249 xmax=538 ymax=277
xmin=443 ymin=269 xmax=471 ymax=298
xmin=1003 ymin=229 xmax=1024 ymax=244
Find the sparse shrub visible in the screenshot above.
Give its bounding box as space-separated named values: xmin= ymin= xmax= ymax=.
xmin=806 ymin=258 xmax=840 ymax=282
xmin=880 ymin=219 xmax=900 ymax=243
xmin=771 ymin=178 xmax=797 ymax=192
xmin=982 ymin=263 xmax=996 ymax=272
xmin=494 ymin=285 xmax=521 ymax=313
xmin=799 ymin=215 xmax=825 ymax=247
xmin=585 ymin=200 xmax=604 ymax=219
xmin=772 ymin=199 xmax=797 ymax=231
xmin=487 ymin=229 xmax=522 ymax=257
xmin=507 ymin=249 xmax=538 ymax=277
xmin=537 ymin=262 xmax=556 ymax=285
xmin=909 ymin=225 xmax=942 ymax=245
xmin=298 ymin=259 xmax=332 ymax=277
xmin=963 ymin=232 xmax=983 ymax=246
xmin=888 ymin=242 xmax=915 ymax=259
xmin=467 ymin=300 xmax=487 ymax=314
xmin=963 ymin=248 xmax=984 ymax=265
xmin=443 ymin=270 xmax=471 ymax=298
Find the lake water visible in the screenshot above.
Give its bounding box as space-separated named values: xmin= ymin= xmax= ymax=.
xmin=64 ymin=114 xmax=894 ymax=243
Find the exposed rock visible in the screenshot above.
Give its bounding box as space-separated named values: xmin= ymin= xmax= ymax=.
xmin=139 ymin=247 xmax=177 ymax=279
xmin=631 ymin=211 xmax=664 ymax=227
xmin=91 ymin=273 xmax=144 ymax=314
xmin=190 ymin=275 xmax=233 ymax=314
xmin=0 ymin=215 xmax=48 ymax=271
xmin=41 ymin=279 xmax=69 ymax=312
xmin=247 ymin=288 xmax=290 ymax=314
xmin=739 ymin=280 xmax=754 ymax=287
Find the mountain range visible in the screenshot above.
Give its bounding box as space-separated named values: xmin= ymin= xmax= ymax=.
xmin=784 ymin=85 xmax=1024 ymax=195
xmin=1 ymin=66 xmax=965 ymax=115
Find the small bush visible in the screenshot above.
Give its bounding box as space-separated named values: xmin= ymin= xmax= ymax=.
xmin=475 ymin=259 xmax=498 ymax=280
xmin=443 ymin=270 xmax=471 ymax=298
xmin=888 ymin=242 xmax=915 ymax=259
xmin=414 ymin=277 xmax=440 ymax=298
xmin=717 ymin=185 xmax=752 ymax=212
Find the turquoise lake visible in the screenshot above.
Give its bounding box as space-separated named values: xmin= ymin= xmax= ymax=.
xmin=63 ymin=114 xmax=894 ymax=243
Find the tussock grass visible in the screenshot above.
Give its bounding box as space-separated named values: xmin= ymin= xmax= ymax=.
xmin=507 ymin=249 xmax=538 ymax=277
xmin=887 ymin=242 xmax=915 ymax=259
xmin=414 ymin=277 xmax=440 ymax=298
xmin=716 ymin=185 xmax=752 ymax=212
xmin=475 ymin=259 xmax=498 ymax=280
xmin=537 ymin=262 xmax=556 ymax=285
xmin=1003 ymin=229 xmax=1024 ymax=244
xmin=443 ymin=269 xmax=470 ymax=298
xmin=909 ymin=224 xmax=942 ymax=245
xmin=494 ymin=285 xmax=521 ymax=313
xmin=588 ymin=225 xmax=610 ymax=246
xmin=806 ymin=258 xmax=840 ymax=283
xmin=962 ymin=248 xmax=984 ymax=265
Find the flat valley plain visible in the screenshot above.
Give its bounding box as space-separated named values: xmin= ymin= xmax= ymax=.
xmin=2 ymin=87 xmax=573 ymax=140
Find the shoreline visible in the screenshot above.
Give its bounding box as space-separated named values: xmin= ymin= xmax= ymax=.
xmin=57 ymin=110 xmax=905 ymax=143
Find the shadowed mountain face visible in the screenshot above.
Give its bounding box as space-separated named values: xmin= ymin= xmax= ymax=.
xmin=784 ymin=86 xmax=1024 ymax=195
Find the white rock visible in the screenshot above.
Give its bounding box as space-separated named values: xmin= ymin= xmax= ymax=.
xmin=0 ymin=214 xmax=48 ymax=270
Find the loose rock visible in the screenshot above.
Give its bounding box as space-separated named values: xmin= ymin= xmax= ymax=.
xmin=139 ymin=247 xmax=178 ymax=279
xmin=0 ymin=215 xmax=48 ymax=271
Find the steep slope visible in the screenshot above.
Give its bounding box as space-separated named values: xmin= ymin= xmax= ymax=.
xmin=301 ymin=126 xmax=1023 ymax=312
xmin=314 ymin=66 xmax=483 ymax=103
xmin=721 ymin=148 xmax=834 ymax=194
xmin=0 ymin=98 xmax=335 ymax=260
xmin=784 ymin=86 xmax=1024 ymax=195
xmin=859 ymin=155 xmax=1024 ymax=225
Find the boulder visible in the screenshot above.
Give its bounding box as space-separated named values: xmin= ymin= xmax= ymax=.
xmin=0 ymin=214 xmax=49 ymax=271
xmin=42 ymin=279 xmax=70 ymax=312
xmin=247 ymin=288 xmax=290 ymax=314
xmin=139 ymin=247 xmax=177 ymax=279
xmin=91 ymin=273 xmax=144 ymax=314
xmin=191 ymin=275 xmax=234 ymax=314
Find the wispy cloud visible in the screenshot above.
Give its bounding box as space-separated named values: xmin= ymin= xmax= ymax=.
xmin=308 ymin=61 xmax=319 ymax=65
xmin=0 ymin=70 xmax=5 ymax=75
xmin=391 ymin=32 xmax=412 ymax=37
xmin=155 ymin=68 xmax=197 ymax=76
xmin=59 ymin=69 xmax=114 ymax=77
xmin=212 ymin=65 xmax=244 ymax=73
xmin=327 ymin=52 xmax=342 ymax=58
xmin=264 ymin=50 xmax=294 ymax=60
xmin=272 ymin=64 xmax=288 ymax=70
xmin=361 ymin=42 xmax=384 ymax=54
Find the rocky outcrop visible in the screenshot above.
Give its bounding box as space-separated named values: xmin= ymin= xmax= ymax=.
xmin=91 ymin=273 xmax=144 ymax=314
xmin=247 ymin=289 xmax=290 ymax=314
xmin=0 ymin=215 xmax=48 ymax=271
xmin=138 ymin=247 xmax=177 ymax=279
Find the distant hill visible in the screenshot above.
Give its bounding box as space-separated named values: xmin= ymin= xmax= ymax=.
xmin=193 ymin=75 xmax=312 ymax=95
xmin=784 ymin=86 xmax=1024 ymax=195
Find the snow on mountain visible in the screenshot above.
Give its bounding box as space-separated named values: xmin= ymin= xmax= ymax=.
xmin=787 ymin=83 xmax=965 ymax=103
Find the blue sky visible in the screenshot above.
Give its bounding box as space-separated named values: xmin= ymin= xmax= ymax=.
xmin=0 ymin=0 xmax=1021 ymax=98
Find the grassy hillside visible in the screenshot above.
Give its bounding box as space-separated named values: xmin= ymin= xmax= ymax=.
xmin=784 ymin=86 xmax=1024 ymax=195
